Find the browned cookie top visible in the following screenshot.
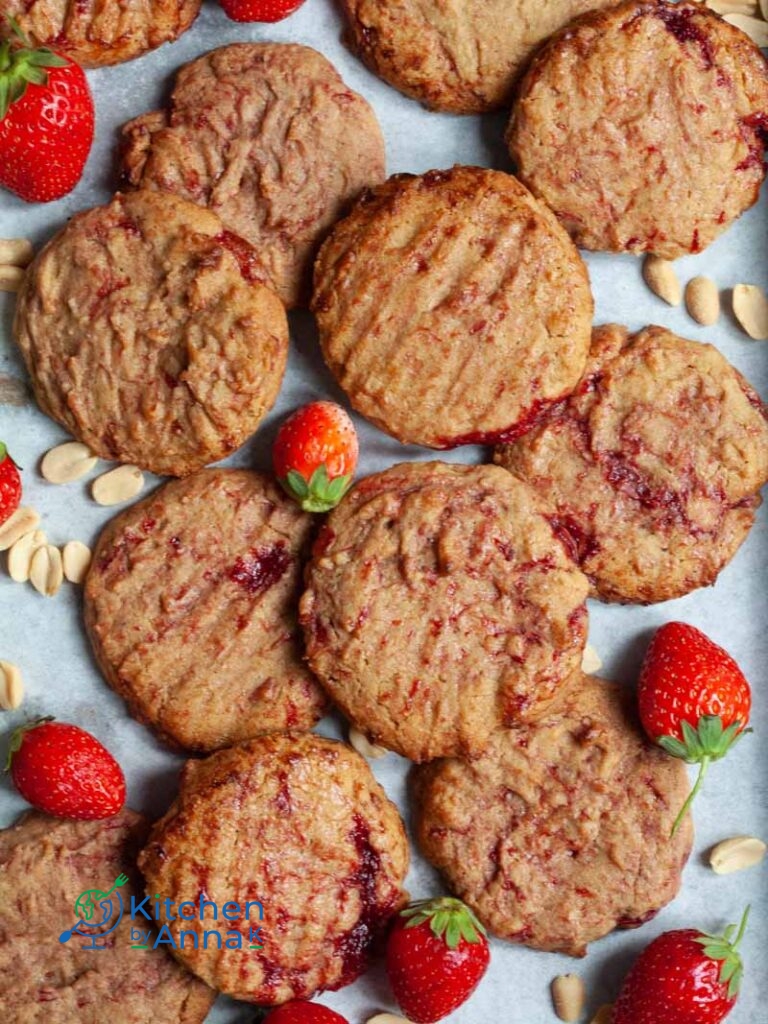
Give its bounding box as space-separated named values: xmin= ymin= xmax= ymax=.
xmin=140 ymin=733 xmax=409 ymax=1003
xmin=508 ymin=0 xmax=768 ymax=258
xmin=495 ymin=325 xmax=768 ymax=604
xmin=0 ymin=0 xmax=199 ymax=67
xmin=414 ymin=675 xmax=693 ymax=956
xmin=300 ymin=462 xmax=590 ymax=763
xmin=313 ymin=167 xmax=593 ymax=449
xmin=121 ymin=43 xmax=385 ymax=309
xmin=0 ymin=809 xmax=215 ymax=1023
xmin=84 ymin=470 xmax=326 ymax=753
xmin=339 ymin=0 xmax=617 ymax=113
xmin=14 ymin=191 xmax=287 ymax=477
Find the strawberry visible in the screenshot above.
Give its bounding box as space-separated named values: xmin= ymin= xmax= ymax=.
xmin=0 ymin=21 xmax=94 ymax=202
xmin=218 ymin=0 xmax=306 ymax=23
xmin=262 ymin=1002 xmax=348 ymax=1024
xmin=0 ymin=442 xmax=22 ymax=526
xmin=637 ymin=622 xmax=751 ymax=834
xmin=7 ymin=718 xmax=126 ymax=820
xmin=273 ymin=401 xmax=359 ymax=513
xmin=385 ymin=897 xmax=490 ymax=1023
xmin=612 ymin=907 xmax=750 ymax=1024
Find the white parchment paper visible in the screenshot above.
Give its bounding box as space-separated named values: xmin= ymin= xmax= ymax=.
xmin=0 ymin=2 xmax=766 ymax=1020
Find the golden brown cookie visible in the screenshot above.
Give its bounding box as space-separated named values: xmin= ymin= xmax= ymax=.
xmin=495 ymin=325 xmax=768 ymax=604
xmin=0 ymin=809 xmax=215 ymax=1023
xmin=14 ymin=191 xmax=288 ymax=477
xmin=0 ymin=0 xmax=199 ymax=67
xmin=339 ymin=0 xmax=617 ymax=113
xmin=508 ymin=0 xmax=768 ymax=257
xmin=85 ymin=470 xmax=327 ymax=753
xmin=140 ymin=734 xmax=409 ymax=1002
xmin=121 ymin=43 xmax=385 ymax=308
xmin=313 ymin=167 xmax=593 ymax=449
xmin=300 ymin=461 xmax=590 ymax=763
xmin=414 ymin=674 xmax=693 ymax=956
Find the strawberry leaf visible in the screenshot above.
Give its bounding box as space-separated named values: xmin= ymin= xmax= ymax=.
xmin=400 ymin=896 xmax=487 ymax=949
xmin=694 ymin=906 xmax=750 ymax=1000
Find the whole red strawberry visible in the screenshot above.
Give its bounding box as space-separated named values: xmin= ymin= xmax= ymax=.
xmin=637 ymin=622 xmax=751 ymax=834
xmin=218 ymin=0 xmax=306 ymax=22
xmin=262 ymin=1002 xmax=348 ymax=1024
xmin=385 ymin=897 xmax=490 ymax=1023
xmin=0 ymin=22 xmax=94 ymax=202
xmin=273 ymin=401 xmax=359 ymax=513
xmin=0 ymin=442 xmax=22 ymax=526
xmin=7 ymin=718 xmax=126 ymax=819
xmin=612 ymin=908 xmax=750 ymax=1024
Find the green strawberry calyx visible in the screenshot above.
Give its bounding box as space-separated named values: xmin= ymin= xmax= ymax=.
xmin=656 ymin=715 xmax=751 ymax=836
xmin=0 ymin=19 xmax=68 ymax=120
xmin=278 ymin=464 xmax=352 ymax=514
xmin=401 ymin=896 xmax=487 ymax=950
xmin=4 ymin=715 xmax=54 ymax=770
xmin=695 ymin=905 xmax=750 ymax=1000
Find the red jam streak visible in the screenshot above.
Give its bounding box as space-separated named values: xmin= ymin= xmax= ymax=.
xmin=436 ymin=396 xmax=564 ymax=449
xmin=215 ymin=231 xmax=264 ymax=284
xmin=655 ymin=7 xmax=715 ymax=70
xmin=229 ymin=544 xmax=291 ymax=595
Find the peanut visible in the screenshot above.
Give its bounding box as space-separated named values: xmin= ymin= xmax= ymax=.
xmin=581 ymin=643 xmax=603 ymax=675
xmin=29 ymin=544 xmax=64 ymax=597
xmin=0 ymin=237 xmax=33 ymax=267
xmin=707 ymin=0 xmax=758 ymax=12
xmin=723 ymin=12 xmax=768 ymax=43
xmin=62 ymin=540 xmax=92 ymax=584
xmin=365 ymin=1015 xmax=412 ymax=1024
xmin=709 ymin=835 xmax=766 ymax=874
xmin=642 ymin=255 xmax=681 ymax=306
xmin=92 ymin=465 xmax=144 ymax=506
xmin=733 ymin=284 xmax=768 ymax=340
xmin=0 ymin=507 xmax=40 ymax=551
xmin=8 ymin=529 xmax=47 ymax=583
xmin=0 ymin=265 xmax=24 ymax=292
xmin=349 ymin=726 xmax=389 ymax=759
xmin=0 ymin=661 xmax=23 ymax=710
xmin=685 ymin=276 xmax=720 ymax=326
xmin=41 ymin=441 xmax=98 ymax=484
xmin=552 ymin=974 xmax=586 ymax=1022
xmin=761 ymin=0 xmax=768 ymax=19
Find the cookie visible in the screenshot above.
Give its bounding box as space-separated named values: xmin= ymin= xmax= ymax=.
xmin=300 ymin=462 xmax=590 ymax=763
xmin=14 ymin=190 xmax=288 ymax=477
xmin=121 ymin=43 xmax=385 ymax=309
xmin=0 ymin=808 xmax=215 ymax=1023
xmin=495 ymin=325 xmax=768 ymax=604
xmin=84 ymin=469 xmax=326 ymax=752
xmin=0 ymin=0 xmax=199 ymax=67
xmin=139 ymin=733 xmax=409 ymax=1002
xmin=414 ymin=674 xmax=693 ymax=956
xmin=339 ymin=0 xmax=616 ymax=114
xmin=508 ymin=0 xmax=768 ymax=258
xmin=312 ymin=167 xmax=593 ymax=449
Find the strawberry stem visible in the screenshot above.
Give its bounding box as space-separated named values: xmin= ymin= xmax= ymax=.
xmin=0 ymin=18 xmax=68 ymax=119
xmin=671 ymin=754 xmax=709 ymax=836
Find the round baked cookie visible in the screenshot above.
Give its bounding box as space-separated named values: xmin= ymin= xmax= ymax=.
xmin=414 ymin=674 xmax=693 ymax=956
xmin=300 ymin=462 xmax=590 ymax=763
xmin=139 ymin=733 xmax=409 ymax=1002
xmin=84 ymin=469 xmax=326 ymax=752
xmin=14 ymin=191 xmax=287 ymax=477
xmin=0 ymin=0 xmax=199 ymax=67
xmin=0 ymin=808 xmax=215 ymax=1023
xmin=339 ymin=0 xmax=617 ymax=113
xmin=507 ymin=0 xmax=768 ymax=258
xmin=312 ymin=167 xmax=593 ymax=449
xmin=121 ymin=43 xmax=385 ymax=309
xmin=495 ymin=325 xmax=768 ymax=604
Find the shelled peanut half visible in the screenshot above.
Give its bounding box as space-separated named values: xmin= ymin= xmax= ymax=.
xmin=705 ymin=0 xmax=768 ymax=45
xmin=0 ymin=238 xmax=33 ymax=293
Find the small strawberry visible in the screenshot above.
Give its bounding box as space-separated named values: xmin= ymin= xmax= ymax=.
xmin=385 ymin=897 xmax=490 ymax=1023
xmin=0 ymin=20 xmax=94 ymax=202
xmin=637 ymin=622 xmax=751 ymax=834
xmin=261 ymin=1002 xmax=349 ymax=1024
xmin=612 ymin=907 xmax=750 ymax=1024
xmin=273 ymin=401 xmax=359 ymax=513
xmin=218 ymin=0 xmax=306 ymax=23
xmin=0 ymin=442 xmax=22 ymax=526
xmin=7 ymin=718 xmax=126 ymax=820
